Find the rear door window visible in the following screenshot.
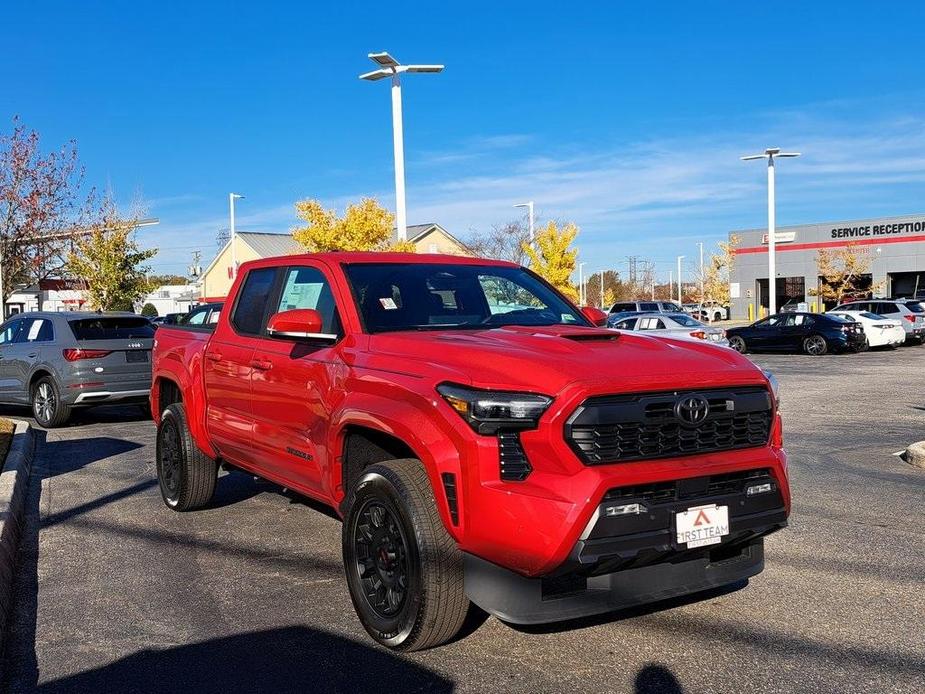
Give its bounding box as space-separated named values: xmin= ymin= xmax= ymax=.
xmin=611 ymin=303 xmax=635 ymax=313
xmin=640 ymin=302 xmax=659 ymax=312
xmin=615 ymin=317 xmax=638 ymax=330
xmin=232 ymin=267 xmax=278 ymax=335
xmin=68 ymin=317 xmax=154 ymax=340
xmin=875 ymin=302 xmax=899 ymax=315
xmin=17 ymin=317 xmax=55 ymax=342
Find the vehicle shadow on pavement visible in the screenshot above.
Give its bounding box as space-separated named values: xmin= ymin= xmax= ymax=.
xmin=634 ymin=664 xmax=684 ymax=693
xmin=32 ymin=626 xmax=454 ymax=694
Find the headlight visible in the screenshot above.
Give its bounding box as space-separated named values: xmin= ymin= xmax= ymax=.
xmin=763 ymin=370 xmax=781 ymax=407
xmin=436 ymin=383 xmax=553 ymax=435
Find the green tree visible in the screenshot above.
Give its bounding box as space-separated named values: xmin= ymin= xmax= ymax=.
xmin=67 ymin=200 xmax=157 ymax=311
xmin=522 ymin=221 xmax=580 ymax=302
xmin=292 ymin=197 xmax=415 ymax=253
xmin=141 ymin=302 xmax=158 ymax=317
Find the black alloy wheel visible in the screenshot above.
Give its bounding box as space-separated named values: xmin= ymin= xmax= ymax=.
xmin=352 ymin=499 xmax=410 ymax=619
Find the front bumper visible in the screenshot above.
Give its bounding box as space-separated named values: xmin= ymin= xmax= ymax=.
xmin=463 ymin=467 xmax=787 ymax=623
xmin=465 ymin=538 xmax=766 ymax=624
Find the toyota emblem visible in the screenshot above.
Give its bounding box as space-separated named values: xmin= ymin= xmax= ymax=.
xmin=675 ymin=394 xmax=710 ymax=425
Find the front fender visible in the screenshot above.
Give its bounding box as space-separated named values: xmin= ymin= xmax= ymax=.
xmin=332 ymin=391 xmax=473 ymax=543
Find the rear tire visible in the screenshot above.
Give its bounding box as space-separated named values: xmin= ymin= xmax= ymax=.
xmin=156 ymin=403 xmax=217 ymax=511
xmin=31 ymin=376 xmax=71 ymax=428
xmin=342 ymin=459 xmax=469 ymax=651
xmin=803 ymin=334 xmax=828 ymax=356
xmin=729 ymin=336 xmax=747 ymax=353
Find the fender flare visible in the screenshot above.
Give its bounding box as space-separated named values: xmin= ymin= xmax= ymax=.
xmin=332 ymin=394 xmax=469 ymax=540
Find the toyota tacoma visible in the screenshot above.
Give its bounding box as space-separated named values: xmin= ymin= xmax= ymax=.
xmin=151 ymin=253 xmax=789 ymax=650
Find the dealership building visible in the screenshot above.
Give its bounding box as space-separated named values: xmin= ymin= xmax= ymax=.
xmin=728 ymin=213 xmax=925 ymax=319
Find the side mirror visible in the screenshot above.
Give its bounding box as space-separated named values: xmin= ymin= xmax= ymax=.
xmin=581 ymin=306 xmax=609 ymax=327
xmin=266 ymin=309 xmax=337 ymax=342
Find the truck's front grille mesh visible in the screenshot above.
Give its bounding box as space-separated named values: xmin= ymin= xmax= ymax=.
xmin=565 ymin=387 xmax=773 ymax=465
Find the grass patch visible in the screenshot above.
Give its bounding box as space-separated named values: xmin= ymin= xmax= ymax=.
xmin=0 ymin=417 xmax=15 ymax=472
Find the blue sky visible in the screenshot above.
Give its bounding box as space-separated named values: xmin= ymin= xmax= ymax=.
xmin=3 ymin=1 xmax=925 ymax=281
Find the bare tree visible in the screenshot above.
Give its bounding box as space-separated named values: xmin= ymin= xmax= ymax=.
xmin=0 ymin=117 xmax=92 ymax=306
xmin=466 ymin=219 xmax=532 ymax=265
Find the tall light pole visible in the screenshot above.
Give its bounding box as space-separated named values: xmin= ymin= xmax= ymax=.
xmin=698 ymin=241 xmax=705 ymax=303
xmin=676 ymin=255 xmax=685 ymax=304
xmin=360 ymin=52 xmax=444 ymax=243
xmin=669 ymin=270 xmax=673 ymax=301
xmin=599 ymin=269 xmax=605 ymax=309
xmin=229 ymin=193 xmax=244 ymax=279
xmin=514 ymin=201 xmax=535 ymax=245
xmin=578 ymin=262 xmax=587 ymax=305
xmin=741 ymin=147 xmax=801 ymax=315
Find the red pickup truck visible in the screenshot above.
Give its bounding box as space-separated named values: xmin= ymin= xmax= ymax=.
xmin=151 ymin=252 xmax=789 ymax=651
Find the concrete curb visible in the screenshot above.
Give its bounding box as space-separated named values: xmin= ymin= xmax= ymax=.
xmin=904 ymin=441 xmax=925 ymax=469
xmin=0 ymin=420 xmax=35 ymax=652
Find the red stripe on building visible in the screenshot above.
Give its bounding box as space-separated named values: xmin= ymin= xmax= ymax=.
xmin=735 ymin=233 xmax=925 ymax=255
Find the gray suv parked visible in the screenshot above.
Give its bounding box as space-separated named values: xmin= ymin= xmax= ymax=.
xmin=0 ymin=312 xmax=154 ymax=427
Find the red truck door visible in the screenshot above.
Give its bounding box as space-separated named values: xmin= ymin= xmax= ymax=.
xmin=248 ymin=263 xmax=346 ymax=499
xmin=203 ymin=266 xmax=278 ymax=466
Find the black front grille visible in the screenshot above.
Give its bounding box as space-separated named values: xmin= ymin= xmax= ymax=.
xmin=603 ymin=468 xmax=773 ymax=503
xmin=565 ymin=387 xmax=772 ymax=465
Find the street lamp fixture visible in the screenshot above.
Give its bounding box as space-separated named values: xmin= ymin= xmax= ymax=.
xmin=360 ymin=51 xmax=444 ymax=243
xmin=513 ymin=201 xmax=535 ymax=245
xmin=741 ymin=147 xmax=801 ymax=315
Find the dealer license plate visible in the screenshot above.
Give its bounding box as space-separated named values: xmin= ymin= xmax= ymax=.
xmin=675 ymin=504 xmax=729 ymax=548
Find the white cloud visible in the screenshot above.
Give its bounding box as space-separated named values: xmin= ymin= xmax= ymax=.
xmin=145 ymin=110 xmax=925 ymax=278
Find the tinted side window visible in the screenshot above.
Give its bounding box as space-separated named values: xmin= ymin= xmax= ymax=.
xmin=640 ymin=302 xmax=659 ymax=312
xmin=17 ymin=318 xmax=55 ymax=343
xmin=611 ymin=303 xmax=634 ymax=313
xmin=616 ymin=317 xmax=638 ymax=330
xmin=232 ymin=268 xmax=278 ymax=335
xmin=184 ymin=308 xmax=208 ymax=325
xmin=876 ymin=302 xmax=898 ymax=315
xmin=0 ymin=319 xmax=23 ymax=345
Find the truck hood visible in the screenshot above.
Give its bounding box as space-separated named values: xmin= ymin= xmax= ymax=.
xmin=364 ymin=324 xmax=764 ymax=394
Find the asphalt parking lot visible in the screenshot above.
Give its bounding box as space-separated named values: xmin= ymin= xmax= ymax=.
xmin=1 ymin=347 xmax=924 ymax=693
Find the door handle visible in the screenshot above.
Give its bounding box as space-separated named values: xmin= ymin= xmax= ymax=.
xmin=205 ymin=352 xmax=222 ymax=362
xmin=250 ymin=359 xmax=273 ymax=371
xmin=27 ymin=353 xmax=37 ymax=358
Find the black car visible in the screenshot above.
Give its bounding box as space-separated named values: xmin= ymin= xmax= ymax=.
xmin=726 ymin=312 xmax=865 ymax=355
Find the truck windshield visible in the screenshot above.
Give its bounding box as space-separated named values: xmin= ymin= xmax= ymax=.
xmin=344 ymin=263 xmax=589 ymax=333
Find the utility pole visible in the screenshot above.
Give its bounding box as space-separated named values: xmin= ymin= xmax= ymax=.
xmin=599 ymin=270 xmax=605 ymax=309
xmin=676 ymin=255 xmax=685 ymax=304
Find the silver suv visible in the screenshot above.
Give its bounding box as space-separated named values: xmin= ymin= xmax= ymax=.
xmin=0 ymin=312 xmax=154 ymax=427
xmin=831 ymin=300 xmax=925 ymax=344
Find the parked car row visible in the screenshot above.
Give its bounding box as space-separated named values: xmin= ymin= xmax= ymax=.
xmin=0 ymin=301 xmax=225 ymax=427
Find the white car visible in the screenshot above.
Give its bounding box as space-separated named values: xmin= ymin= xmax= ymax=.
xmin=610 ymin=312 xmax=729 ymax=347
xmin=827 ymin=311 xmax=905 ymax=349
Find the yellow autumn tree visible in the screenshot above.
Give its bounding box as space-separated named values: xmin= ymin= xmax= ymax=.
xmin=702 ymin=234 xmax=739 ymax=305
xmin=808 ymin=245 xmax=883 ymax=305
xmin=291 ymin=197 xmax=415 ymax=252
xmin=522 ymin=221 xmax=579 ymax=302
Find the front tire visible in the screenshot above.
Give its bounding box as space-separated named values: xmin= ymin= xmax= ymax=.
xmin=729 ymin=336 xmax=747 ymax=353
xmin=156 ymin=403 xmax=217 ymax=511
xmin=31 ymin=376 xmax=71 ymax=428
xmin=343 ymin=459 xmax=469 ymax=651
xmin=803 ymin=334 xmax=828 ymax=356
